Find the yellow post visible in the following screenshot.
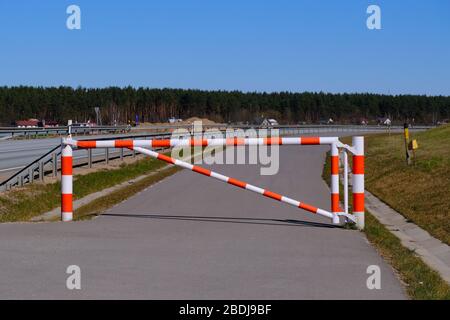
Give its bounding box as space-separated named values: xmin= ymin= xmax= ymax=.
xmin=403 ymin=123 xmax=411 ymax=165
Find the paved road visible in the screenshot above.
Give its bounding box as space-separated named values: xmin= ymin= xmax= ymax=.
xmin=0 ymin=142 xmax=406 ymax=299
xmin=0 ymin=138 xmax=60 ymax=172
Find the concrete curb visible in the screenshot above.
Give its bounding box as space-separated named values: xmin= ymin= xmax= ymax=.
xmin=365 ymin=191 xmax=450 ymax=284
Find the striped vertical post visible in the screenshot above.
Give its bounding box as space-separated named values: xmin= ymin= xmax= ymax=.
xmin=343 ymin=151 xmax=349 ymax=215
xmin=352 ymin=136 xmax=364 ymax=230
xmin=61 ymin=144 xmax=73 ymax=222
xmin=330 ymin=143 xmax=340 ymax=224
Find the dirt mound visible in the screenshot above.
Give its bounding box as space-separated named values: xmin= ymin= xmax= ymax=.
xmin=138 ymin=117 xmax=218 ymax=127
xmin=184 ymin=117 xmax=216 ymax=125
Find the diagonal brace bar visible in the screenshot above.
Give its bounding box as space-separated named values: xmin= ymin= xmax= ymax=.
xmin=132 ymin=146 xmax=340 ymax=223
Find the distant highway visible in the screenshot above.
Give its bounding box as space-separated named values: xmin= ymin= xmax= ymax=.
xmin=0 ymin=133 xmax=155 ymax=180
xmin=0 ymin=138 xmax=63 ymax=174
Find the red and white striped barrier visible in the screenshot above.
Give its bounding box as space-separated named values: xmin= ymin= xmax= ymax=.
xmin=60 ymin=136 xmax=364 ymax=228
xmin=352 ymin=137 xmax=365 ymax=230
xmin=331 ymin=143 xmax=341 ymax=216
xmin=61 ymin=144 xmax=73 ymax=222
xmin=64 ymin=136 xmax=339 ymax=149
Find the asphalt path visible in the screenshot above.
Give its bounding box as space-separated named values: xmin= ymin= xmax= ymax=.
xmin=0 ymin=142 xmax=406 ymax=299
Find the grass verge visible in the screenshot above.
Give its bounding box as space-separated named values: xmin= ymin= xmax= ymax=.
xmin=323 ymin=152 xmax=450 ymax=299
xmin=362 ymin=125 xmax=450 ymax=245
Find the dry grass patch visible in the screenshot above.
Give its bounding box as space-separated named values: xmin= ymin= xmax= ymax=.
xmin=363 ymin=125 xmax=450 ymax=245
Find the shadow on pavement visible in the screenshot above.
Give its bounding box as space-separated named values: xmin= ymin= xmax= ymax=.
xmin=100 ymin=213 xmax=340 ymax=229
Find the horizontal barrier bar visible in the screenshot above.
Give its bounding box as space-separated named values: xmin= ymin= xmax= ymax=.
xmin=64 ymin=136 xmax=340 ymax=149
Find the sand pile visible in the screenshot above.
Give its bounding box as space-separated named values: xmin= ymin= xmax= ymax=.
xmin=138 ymin=117 xmax=218 ymax=127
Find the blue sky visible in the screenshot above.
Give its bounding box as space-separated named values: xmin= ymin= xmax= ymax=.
xmin=0 ymin=0 xmax=449 ymax=95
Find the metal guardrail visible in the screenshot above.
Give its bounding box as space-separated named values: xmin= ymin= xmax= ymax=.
xmin=0 ymin=123 xmax=434 ymax=139
xmin=0 ymin=144 xmax=61 ymax=191
xmin=0 ymin=124 xmax=434 ymax=192
xmin=0 ymin=125 xmax=131 ymax=139
xmin=251 ymin=124 xmax=433 ymax=132
xmin=132 ymin=124 xmax=435 ymax=135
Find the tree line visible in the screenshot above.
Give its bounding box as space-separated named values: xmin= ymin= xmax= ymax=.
xmin=0 ymin=86 xmax=448 ymax=126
